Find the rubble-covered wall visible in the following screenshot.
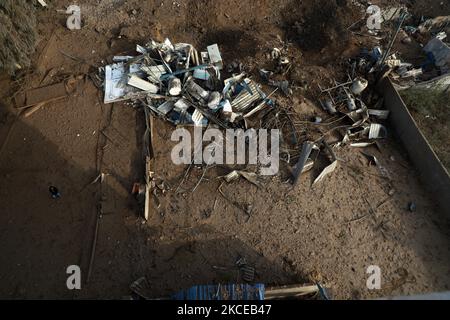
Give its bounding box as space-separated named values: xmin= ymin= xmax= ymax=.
xmin=0 ymin=0 xmax=37 ymax=75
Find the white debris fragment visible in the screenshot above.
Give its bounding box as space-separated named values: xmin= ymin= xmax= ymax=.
xmin=136 ymin=44 xmax=148 ymax=54
xmin=222 ymin=100 xmax=232 ymax=113
xmin=271 ymin=48 xmax=281 ymax=60
xmin=436 ymin=32 xmax=447 ymax=41
xmin=168 ymin=77 xmax=182 ymax=96
xmin=368 ymin=109 xmax=390 ymax=120
xmin=128 ymin=75 xmax=159 ymax=93
xmin=207 ymin=92 xmax=221 ymax=110
xmin=185 ymin=78 xmax=209 ymax=101
xmin=157 ymin=101 xmax=175 ymax=115
xmin=192 ymin=109 xmax=205 ymax=127
xmin=104 ymin=63 xmax=143 ymax=103
xmin=313 ymin=160 xmax=338 ymax=185
xmin=369 ymin=123 xmax=388 ymax=139
xmin=207 ymin=44 xmax=223 ymax=70
xmin=193 ymin=68 xmax=210 ymax=81
xmin=141 ymin=65 xmax=166 ymax=83
xmin=224 ymin=170 xmax=240 ymax=183
xmin=113 ymin=56 xmax=134 ymax=62
xmin=351 ymin=77 xmax=368 ymax=95
xmin=350 ymin=142 xmax=375 ymax=148
xmin=174 ymin=99 xmax=190 ymax=112
xmin=201 ymin=52 xmax=210 ymax=64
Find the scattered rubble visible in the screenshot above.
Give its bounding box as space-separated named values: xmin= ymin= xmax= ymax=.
xmin=418 ymin=15 xmax=450 ymax=35
xmin=56 ymin=4 xmax=450 ymax=225
xmin=1 ymin=0 xmax=449 ymax=301
xmin=102 ymin=38 xmax=273 ymax=129
xmin=223 ymin=170 xmax=262 ymax=188
xmin=96 ymin=30 xmax=403 ymax=219
xmin=346 ymin=7 xmax=448 ymax=91
xmin=236 ymin=257 xmax=256 ymax=283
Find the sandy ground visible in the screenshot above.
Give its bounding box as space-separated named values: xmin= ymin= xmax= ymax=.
xmin=0 ymin=0 xmax=449 ymax=299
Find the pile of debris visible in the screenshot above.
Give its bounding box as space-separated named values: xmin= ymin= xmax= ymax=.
xmin=102 ymin=39 xmax=273 ymax=129
xmin=283 ymin=74 xmax=388 ymax=187
xmin=390 ymin=28 xmax=449 ymax=91
xmin=347 ymin=7 xmax=450 ymax=91
xmin=384 ymin=11 xmax=449 ymax=90
xmin=314 ymin=9 xmax=449 ymax=149
xmin=98 ymin=8 xmax=449 ymax=218
xmin=97 ymin=35 xmax=394 ymax=194
xmin=317 ymin=74 xmax=388 ymax=144
xmin=99 ymin=39 xmax=285 ymax=220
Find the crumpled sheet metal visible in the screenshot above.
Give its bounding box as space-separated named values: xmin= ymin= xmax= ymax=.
xmin=102 ymin=39 xmax=270 ymax=128
xmin=104 ymin=63 xmax=143 ymax=103
xmin=313 ymin=160 xmax=338 ymax=185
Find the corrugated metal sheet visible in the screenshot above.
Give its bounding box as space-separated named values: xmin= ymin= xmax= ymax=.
xmin=172 ymin=284 xmax=265 ymax=300
xmin=231 ymin=81 xmax=262 ymax=112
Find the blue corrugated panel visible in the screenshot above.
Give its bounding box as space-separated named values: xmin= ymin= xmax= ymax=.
xmin=172 ymin=284 xmax=265 ymax=300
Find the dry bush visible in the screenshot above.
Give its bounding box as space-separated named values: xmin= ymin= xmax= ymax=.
xmin=0 ymin=0 xmax=37 ymax=75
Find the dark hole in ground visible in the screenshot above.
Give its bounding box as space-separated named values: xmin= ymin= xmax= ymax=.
xmin=281 ymin=0 xmax=352 ymax=56
xmin=198 ymin=29 xmax=258 ymax=61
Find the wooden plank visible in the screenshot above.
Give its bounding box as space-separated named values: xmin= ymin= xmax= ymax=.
xmin=265 ymin=284 xmax=319 ymax=300
xmin=15 ymin=82 xmax=68 ymax=108
xmin=22 ymin=102 xmax=47 ymax=118
xmin=144 ymin=156 xmax=152 ymax=221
